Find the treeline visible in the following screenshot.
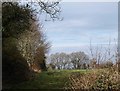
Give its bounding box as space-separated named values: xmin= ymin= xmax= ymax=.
xmin=47 ymin=52 xmax=117 ymax=70
xmin=2 ymin=2 xmax=48 ymax=85
xmin=2 ymin=1 xmax=61 ymax=87
xmin=47 ymin=52 xmax=89 ymax=70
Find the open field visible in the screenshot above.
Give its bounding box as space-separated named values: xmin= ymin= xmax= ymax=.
xmin=9 ymin=69 xmax=89 ymax=89
xmin=8 ymin=68 xmax=120 ymax=90
xmin=2 ymin=2 xmax=119 ymax=91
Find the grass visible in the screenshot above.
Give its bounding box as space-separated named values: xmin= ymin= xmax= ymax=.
xmin=10 ymin=69 xmax=88 ymax=90
xmin=9 ymin=69 xmax=119 ymax=90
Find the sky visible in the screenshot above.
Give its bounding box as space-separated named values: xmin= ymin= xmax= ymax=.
xmin=41 ymin=2 xmax=118 ymax=55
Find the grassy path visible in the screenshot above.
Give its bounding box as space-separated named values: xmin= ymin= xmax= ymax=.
xmin=7 ymin=69 xmax=119 ymax=90
xmin=10 ymin=69 xmax=88 ymax=90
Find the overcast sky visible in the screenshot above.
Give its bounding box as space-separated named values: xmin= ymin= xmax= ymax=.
xmin=42 ymin=2 xmax=118 ymax=55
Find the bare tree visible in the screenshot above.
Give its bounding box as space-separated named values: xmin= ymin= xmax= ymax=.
xmin=48 ymin=52 xmax=89 ymax=70
xmin=70 ymin=52 xmax=89 ymax=69
xmin=88 ymin=38 xmax=117 ymax=69
xmin=18 ymin=0 xmax=62 ymax=21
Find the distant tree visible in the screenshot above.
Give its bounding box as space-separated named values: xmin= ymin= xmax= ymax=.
xmin=90 ymin=58 xmax=97 ymax=69
xmin=48 ymin=52 xmax=89 ymax=70
xmin=49 ymin=53 xmax=70 ymax=69
xmin=83 ymin=63 xmax=87 ymax=69
xmin=59 ymin=53 xmax=68 ymax=69
xmin=99 ymin=61 xmax=113 ymax=68
xmin=50 ymin=63 xmax=56 ymax=70
xmin=48 ymin=53 xmax=58 ymax=69
xmin=70 ymin=52 xmax=89 ymax=69
xmin=105 ymin=61 xmax=113 ymax=68
xmin=89 ymin=38 xmax=116 ymax=69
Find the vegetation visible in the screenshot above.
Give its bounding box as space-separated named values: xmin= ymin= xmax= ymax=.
xmin=47 ymin=52 xmax=89 ymax=70
xmin=2 ymin=1 xmax=61 ymax=89
xmin=2 ymin=2 xmax=35 ymax=86
xmin=7 ymin=69 xmax=89 ymax=89
xmin=66 ymin=68 xmax=120 ymax=90
xmin=47 ymin=51 xmax=117 ymax=70
xmin=4 ymin=68 xmax=120 ymax=90
xmin=2 ymin=1 xmax=120 ymax=91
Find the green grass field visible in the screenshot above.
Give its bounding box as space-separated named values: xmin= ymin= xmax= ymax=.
xmin=9 ymin=69 xmax=120 ymax=90
xmin=10 ymin=69 xmax=89 ymax=89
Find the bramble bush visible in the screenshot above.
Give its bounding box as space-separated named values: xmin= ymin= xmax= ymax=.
xmin=65 ymin=68 xmax=120 ymax=90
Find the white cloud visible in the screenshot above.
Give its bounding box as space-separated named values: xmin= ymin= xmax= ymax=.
xmin=43 ymin=2 xmax=118 ymax=54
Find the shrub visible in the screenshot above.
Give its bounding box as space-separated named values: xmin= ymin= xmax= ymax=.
xmin=65 ymin=68 xmax=120 ymax=90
